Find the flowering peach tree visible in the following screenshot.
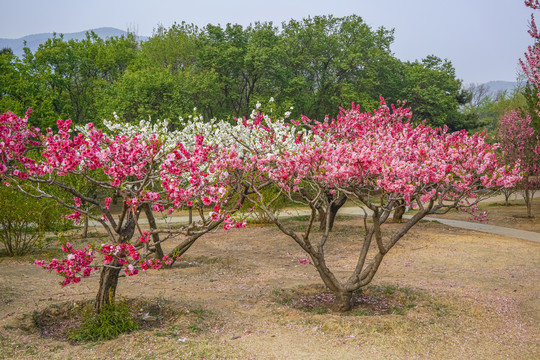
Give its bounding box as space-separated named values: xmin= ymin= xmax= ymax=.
xmin=242 ymin=100 xmax=521 ymax=311
xmin=498 ymin=110 xmax=540 ymax=217
xmin=522 ymin=0 xmax=540 ymax=95
xmin=0 ymin=109 xmax=248 ymax=312
xmin=1 ymin=98 xmax=522 ymax=313
xmin=508 ymin=0 xmax=540 ymax=216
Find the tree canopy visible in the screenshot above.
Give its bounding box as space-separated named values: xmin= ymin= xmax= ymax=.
xmin=0 ymin=16 xmax=481 ymax=131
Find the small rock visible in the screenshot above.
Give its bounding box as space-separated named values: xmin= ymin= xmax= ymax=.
xmin=141 ymin=313 xmax=157 ymax=322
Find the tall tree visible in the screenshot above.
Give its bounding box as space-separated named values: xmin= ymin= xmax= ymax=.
xmin=498 ymin=109 xmax=540 ymax=217
xmin=0 ymin=32 xmax=139 ymax=129
xmin=279 ymin=15 xmax=399 ymax=119
xmin=401 ymin=56 xmax=472 ymax=130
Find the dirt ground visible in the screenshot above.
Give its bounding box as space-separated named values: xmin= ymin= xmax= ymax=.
xmin=0 ymin=209 xmax=539 ymax=359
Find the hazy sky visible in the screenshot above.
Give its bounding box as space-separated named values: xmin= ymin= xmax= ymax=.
xmin=0 ymin=0 xmax=535 ymax=84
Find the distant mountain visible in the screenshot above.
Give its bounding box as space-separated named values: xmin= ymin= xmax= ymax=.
xmin=0 ymin=27 xmax=148 ymax=57
xmin=483 ymin=80 xmax=519 ymax=98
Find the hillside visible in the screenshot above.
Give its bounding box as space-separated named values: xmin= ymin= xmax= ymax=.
xmin=483 ymin=80 xmax=519 ymax=97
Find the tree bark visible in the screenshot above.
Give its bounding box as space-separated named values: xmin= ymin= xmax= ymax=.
xmin=319 ymin=193 xmax=347 ymax=231
xmin=95 ymin=264 xmax=121 ymax=313
xmin=82 ymin=214 xmax=89 ymax=238
xmin=143 ymin=204 xmax=164 ymax=259
xmin=94 ymin=210 xmax=137 ymax=313
xmin=393 ymin=199 xmax=406 ymax=223
xmin=333 ymin=291 xmax=353 ymax=312
xmin=525 ymin=189 xmax=533 ymax=218
xmin=523 ymin=176 xmax=534 ymax=218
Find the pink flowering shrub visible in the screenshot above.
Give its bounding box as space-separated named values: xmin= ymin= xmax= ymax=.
xmin=498 ymin=109 xmax=540 ymax=216
xmin=522 ymin=0 xmax=540 ymax=98
xmin=511 ymin=0 xmax=540 ymax=216
xmin=241 ymin=99 xmax=520 ymax=311
xmin=34 ymin=242 xmax=97 ymax=286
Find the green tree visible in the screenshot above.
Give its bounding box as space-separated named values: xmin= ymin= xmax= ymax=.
xmin=98 ymin=62 xmax=187 ymax=123
xmin=0 ymin=184 xmax=69 ymax=256
xmin=32 ymin=32 xmax=138 ymax=126
xmin=0 ymin=32 xmax=138 ymax=129
xmin=401 ymin=56 xmax=472 ymax=130
xmin=279 ymin=15 xmax=400 ymax=120
xmin=522 ymin=82 xmax=540 ymax=135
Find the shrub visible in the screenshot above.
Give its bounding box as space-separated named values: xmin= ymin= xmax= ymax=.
xmin=70 ymin=302 xmax=138 ymax=342
xmin=0 ymin=185 xmax=67 ymax=256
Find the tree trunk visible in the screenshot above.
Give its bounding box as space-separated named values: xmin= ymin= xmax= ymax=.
xmin=95 ymin=264 xmax=121 ymax=313
xmin=525 ymin=189 xmax=533 ymax=218
xmin=318 ymin=208 xmax=326 ymax=230
xmin=393 ymin=199 xmax=406 ymax=223
xmin=333 ymin=291 xmax=353 ymax=312
xmin=523 ymin=177 xmax=533 ymax=218
xmin=143 ymin=204 xmax=164 ymax=259
xmin=319 ymin=194 xmax=347 ymax=231
xmin=82 ymin=214 xmax=89 ymax=238
xmin=94 ymin=210 xmax=137 ymax=313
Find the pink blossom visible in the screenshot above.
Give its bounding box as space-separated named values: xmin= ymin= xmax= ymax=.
xmin=140 ymin=232 xmax=151 ymax=243
xmin=104 ymin=197 xmax=111 ymax=210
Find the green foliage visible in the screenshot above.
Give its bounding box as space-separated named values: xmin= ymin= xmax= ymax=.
xmin=70 ymin=302 xmax=138 ymax=342
xmin=1 ymin=17 xmax=477 ymax=130
xmin=0 ymin=32 xmax=138 ymax=129
xmin=465 ymin=87 xmax=526 ymax=142
xmin=0 ymin=185 xmax=67 ymax=256
xmin=244 ymin=184 xmax=288 ymax=224
xmin=522 ymin=82 xmax=540 ymax=136
xmin=278 ymin=15 xmax=398 ymax=119
xmin=401 ymin=56 xmax=472 ymax=130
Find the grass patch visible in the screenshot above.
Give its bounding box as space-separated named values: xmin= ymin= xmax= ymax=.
xmin=282 ymin=214 xmax=311 ymax=222
xmin=487 ymin=202 xmax=522 ymax=207
xmin=70 ymin=302 xmax=138 ymax=342
xmin=166 ymin=337 xmax=245 ymax=359
xmin=421 ymin=219 xmax=444 ymax=225
xmin=309 ymin=307 xmax=330 ymax=315
xmin=186 ymin=305 xmax=212 ymax=334
xmin=29 ymin=297 xmax=183 ymax=343
xmin=352 ymin=309 xmax=368 ymax=316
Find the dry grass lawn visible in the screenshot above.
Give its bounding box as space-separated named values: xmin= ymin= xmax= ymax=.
xmin=0 ymin=209 xmax=538 ymax=359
